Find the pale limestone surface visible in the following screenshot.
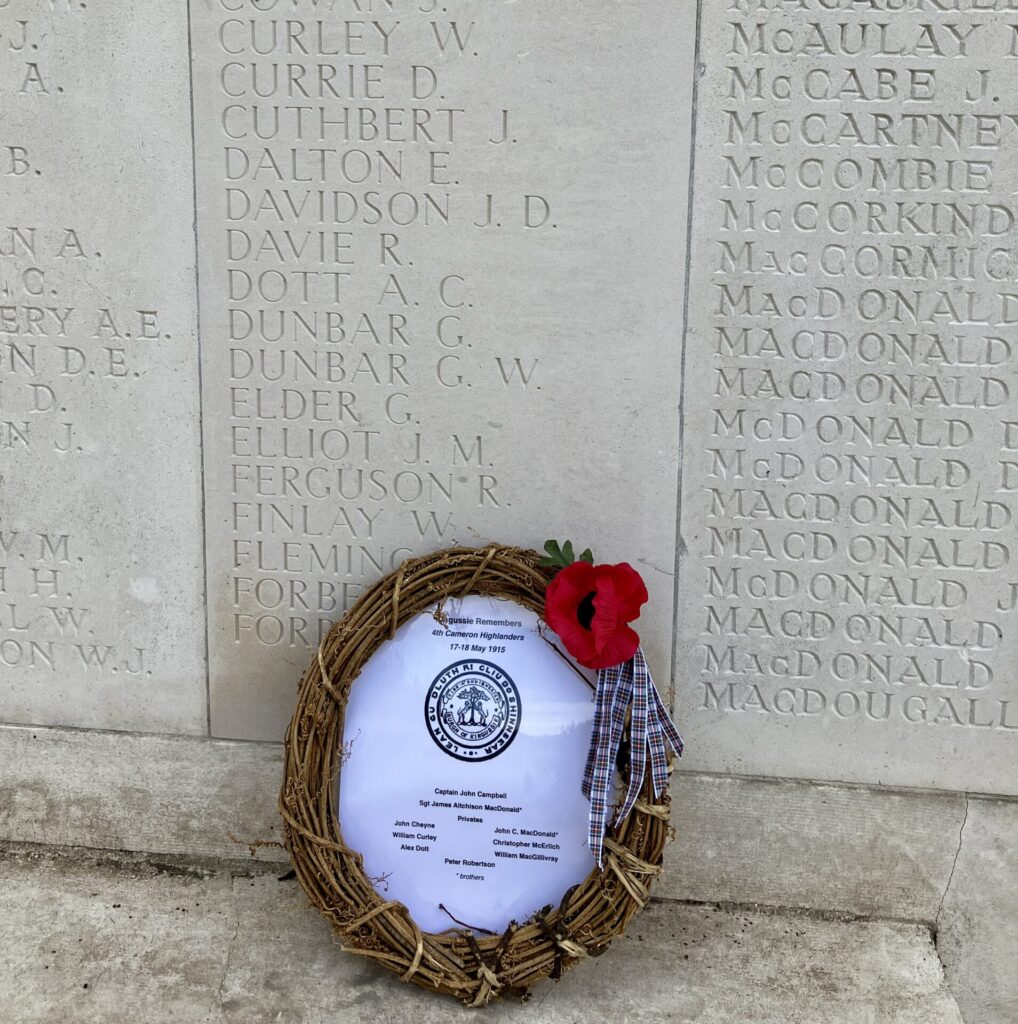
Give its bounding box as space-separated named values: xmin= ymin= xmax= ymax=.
xmin=938 ymin=798 xmax=1018 ymax=1024
xmin=0 ymin=1 xmax=1015 ymax=1021
xmin=677 ymin=1 xmax=1018 ymax=795
xmin=190 ymin=0 xmax=692 ymax=740
xmin=0 ymin=849 xmax=964 ymax=1024
xmin=0 ymin=721 xmax=966 ymax=921
xmin=0 ymin=0 xmax=206 ymax=732
xmin=7 ymin=721 xmax=1017 ymax=1019
xmin=666 ymin=773 xmax=965 ymax=921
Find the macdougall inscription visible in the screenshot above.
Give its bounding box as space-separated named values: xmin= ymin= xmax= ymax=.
xmin=197 ymin=1 xmax=555 ymax=680
xmin=691 ymin=0 xmax=1018 ymax=747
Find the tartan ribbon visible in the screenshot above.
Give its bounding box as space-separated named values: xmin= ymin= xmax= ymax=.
xmin=581 ymin=647 xmax=683 ymax=868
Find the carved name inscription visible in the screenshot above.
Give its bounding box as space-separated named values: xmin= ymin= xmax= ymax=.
xmin=192 ymin=1 xmax=691 ymax=739
xmin=679 ymin=0 xmax=1018 ymax=792
xmin=0 ymin=1 xmax=205 ymax=732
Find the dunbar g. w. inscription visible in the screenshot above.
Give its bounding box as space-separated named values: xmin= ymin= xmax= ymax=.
xmin=191 ymin=1 xmax=691 ymax=740
xmin=678 ymin=0 xmax=1018 ymax=793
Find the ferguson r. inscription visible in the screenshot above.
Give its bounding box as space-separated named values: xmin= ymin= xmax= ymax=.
xmin=679 ymin=0 xmax=1018 ymax=792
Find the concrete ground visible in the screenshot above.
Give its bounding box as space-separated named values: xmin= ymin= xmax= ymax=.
xmin=0 ymin=845 xmax=964 ymax=1024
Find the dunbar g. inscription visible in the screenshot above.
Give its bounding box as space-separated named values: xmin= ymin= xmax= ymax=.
xmin=191 ymin=1 xmax=690 ymax=740
xmin=678 ymin=0 xmax=1018 ymax=792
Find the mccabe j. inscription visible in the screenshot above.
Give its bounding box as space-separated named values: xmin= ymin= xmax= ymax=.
xmin=0 ymin=1 xmax=206 ymax=732
xmin=192 ymin=1 xmax=690 ymax=739
xmin=679 ymin=0 xmax=1018 ymax=792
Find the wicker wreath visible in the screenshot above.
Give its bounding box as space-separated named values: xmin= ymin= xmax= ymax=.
xmin=280 ymin=544 xmax=675 ymax=1007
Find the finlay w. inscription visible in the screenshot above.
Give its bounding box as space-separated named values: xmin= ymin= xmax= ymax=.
xmin=191 ymin=0 xmax=691 ymax=740
xmin=678 ymin=0 xmax=1018 ymax=792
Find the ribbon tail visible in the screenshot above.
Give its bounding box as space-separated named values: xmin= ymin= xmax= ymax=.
xmin=646 ymin=715 xmax=669 ymax=800
xmin=615 ymin=651 xmax=650 ymax=826
xmin=582 ymin=647 xmax=684 ymax=868
xmin=650 ymin=682 xmax=684 ymax=759
xmin=581 ymin=664 xmax=615 ymax=801
xmin=583 ymin=663 xmax=630 ymax=867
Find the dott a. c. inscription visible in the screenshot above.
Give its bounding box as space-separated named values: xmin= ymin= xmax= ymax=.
xmin=679 ymin=0 xmax=1018 ymax=793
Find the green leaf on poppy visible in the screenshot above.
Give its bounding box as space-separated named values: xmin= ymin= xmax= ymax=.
xmin=540 ymin=539 xmax=595 ymax=569
xmin=540 ymin=538 xmax=577 ymax=569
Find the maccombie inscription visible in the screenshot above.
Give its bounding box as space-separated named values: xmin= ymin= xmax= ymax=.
xmin=678 ymin=0 xmax=1018 ymax=793
xmin=192 ymin=0 xmax=692 ymax=740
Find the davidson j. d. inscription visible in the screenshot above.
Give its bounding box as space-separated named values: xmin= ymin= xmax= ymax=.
xmin=679 ymin=1 xmax=1018 ymax=793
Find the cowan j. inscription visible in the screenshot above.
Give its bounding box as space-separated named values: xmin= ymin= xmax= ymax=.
xmin=678 ymin=0 xmax=1018 ymax=793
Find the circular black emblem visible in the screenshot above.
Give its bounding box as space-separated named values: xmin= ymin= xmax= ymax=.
xmin=425 ymin=660 xmax=521 ymax=762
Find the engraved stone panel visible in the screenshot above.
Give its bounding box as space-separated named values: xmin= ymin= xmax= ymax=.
xmin=678 ymin=0 xmax=1018 ymax=793
xmin=191 ymin=1 xmax=693 ymax=740
xmin=0 ymin=2 xmax=206 ymax=731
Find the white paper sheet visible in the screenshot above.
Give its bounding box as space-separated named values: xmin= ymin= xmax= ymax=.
xmin=339 ymin=595 xmax=597 ymax=934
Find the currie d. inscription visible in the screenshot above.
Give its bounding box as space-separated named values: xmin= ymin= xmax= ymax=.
xmin=0 ymin=2 xmax=206 ymax=732
xmin=679 ymin=1 xmax=1018 ymax=792
xmin=191 ymin=2 xmax=692 ymax=740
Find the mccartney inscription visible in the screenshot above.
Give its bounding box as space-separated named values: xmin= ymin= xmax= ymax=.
xmin=678 ymin=0 xmax=1018 ymax=792
xmin=192 ymin=1 xmax=690 ymax=739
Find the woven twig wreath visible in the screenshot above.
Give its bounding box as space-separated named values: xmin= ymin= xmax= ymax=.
xmin=280 ymin=544 xmax=674 ymax=1007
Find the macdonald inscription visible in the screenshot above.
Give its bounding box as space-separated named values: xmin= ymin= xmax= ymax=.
xmin=678 ymin=0 xmax=1018 ymax=792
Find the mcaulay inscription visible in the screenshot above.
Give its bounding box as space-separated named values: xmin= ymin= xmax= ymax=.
xmin=0 ymin=1 xmax=205 ymax=732
xmin=678 ymin=2 xmax=1018 ymax=792
xmin=192 ymin=0 xmax=690 ymax=740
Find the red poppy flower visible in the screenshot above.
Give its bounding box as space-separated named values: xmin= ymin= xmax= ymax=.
xmin=544 ymin=561 xmax=648 ymax=670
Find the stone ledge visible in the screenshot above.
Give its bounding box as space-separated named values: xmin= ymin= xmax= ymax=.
xmin=0 ymin=847 xmax=963 ymax=1024
xmin=0 ymin=722 xmax=975 ymax=921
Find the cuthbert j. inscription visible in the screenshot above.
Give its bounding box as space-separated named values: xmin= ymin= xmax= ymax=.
xmin=679 ymin=0 xmax=1018 ymax=792
xmin=193 ymin=2 xmax=690 ymax=739
xmin=0 ymin=1 xmax=205 ymax=732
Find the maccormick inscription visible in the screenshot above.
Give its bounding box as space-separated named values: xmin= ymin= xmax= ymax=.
xmin=678 ymin=0 xmax=1018 ymax=793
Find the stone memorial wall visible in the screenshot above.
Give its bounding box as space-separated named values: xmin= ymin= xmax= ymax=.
xmin=190 ymin=0 xmax=691 ymax=739
xmin=678 ymin=0 xmax=1018 ymax=794
xmin=0 ymin=2 xmax=206 ymax=734
xmin=0 ymin=0 xmax=1015 ymax=795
